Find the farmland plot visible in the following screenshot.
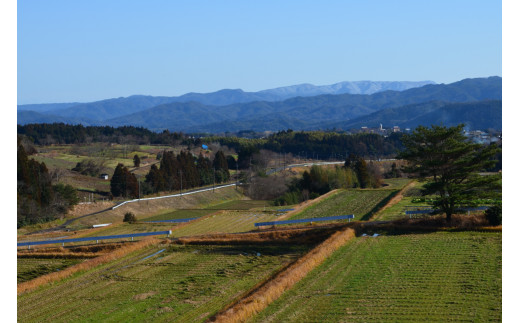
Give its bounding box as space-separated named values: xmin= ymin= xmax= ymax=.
xmin=171 ymin=212 xmax=279 ymax=238
xmin=290 ymin=189 xmax=396 ymax=222
xmin=18 ymin=244 xmax=307 ymax=323
xmin=252 ymin=231 xmax=501 ymax=322
xmin=77 ymin=222 xmax=175 ymax=238
xmin=382 ymin=178 xmax=412 ymax=190
xmin=143 ymin=200 xmax=270 ymax=222
xmin=372 ymin=196 xmax=421 ymax=221
xmin=17 ymin=258 xmax=85 ymax=283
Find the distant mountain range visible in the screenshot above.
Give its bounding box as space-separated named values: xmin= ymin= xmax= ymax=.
xmin=17 ymin=77 xmax=502 ymax=132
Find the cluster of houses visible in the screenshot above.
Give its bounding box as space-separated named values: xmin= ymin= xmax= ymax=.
xmin=356 ymin=124 xmax=410 ymax=135
xmin=464 ymin=130 xmax=501 ymax=144
xmin=353 ymin=125 xmax=502 ymax=146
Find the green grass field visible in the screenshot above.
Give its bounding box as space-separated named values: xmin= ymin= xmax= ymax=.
xmin=142 ymin=200 xmax=271 ymax=222
xmin=17 ymin=258 xmax=85 ymax=283
xmin=290 ymin=189 xmax=396 ymax=222
xmin=78 ymin=222 xmax=175 ymax=239
xmin=382 ymin=177 xmax=412 ymax=190
xmin=171 ymin=212 xmax=279 ymax=238
xmin=372 ymin=181 xmax=431 ymax=221
xmin=18 ymin=244 xmax=308 ymax=323
xmin=252 ymin=231 xmax=502 ymax=322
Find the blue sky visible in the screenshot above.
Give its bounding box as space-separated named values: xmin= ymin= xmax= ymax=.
xmin=17 ymin=0 xmax=502 ymax=104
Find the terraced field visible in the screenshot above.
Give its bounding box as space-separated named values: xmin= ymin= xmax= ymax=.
xmin=171 ymin=212 xmax=278 ymax=238
xmin=143 ymin=200 xmax=271 ymax=222
xmin=78 ymin=222 xmax=175 ymax=238
xmin=290 ymin=189 xmax=396 ymax=221
xmin=382 ymin=177 xmax=412 ymax=190
xmin=252 ymin=231 xmax=502 ymax=322
xmin=17 ymin=258 xmax=85 ymax=283
xmin=373 ymin=181 xmax=430 ymax=221
xmin=18 ymin=244 xmax=308 ymax=323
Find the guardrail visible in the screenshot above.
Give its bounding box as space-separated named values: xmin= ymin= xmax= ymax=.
xmin=17 ymin=230 xmax=172 ymax=248
xmin=255 ymin=214 xmax=355 ymax=227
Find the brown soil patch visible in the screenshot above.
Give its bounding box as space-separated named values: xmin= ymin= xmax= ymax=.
xmin=133 ymin=291 xmax=157 ymax=300
xmin=68 ymin=202 xmax=114 ymax=218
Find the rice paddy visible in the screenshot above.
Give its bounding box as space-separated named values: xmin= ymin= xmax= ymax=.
xmin=252 ymin=231 xmax=502 ymax=322
xmin=290 ymin=189 xmax=397 ymax=221
xmin=17 ymin=243 xmax=308 ymax=323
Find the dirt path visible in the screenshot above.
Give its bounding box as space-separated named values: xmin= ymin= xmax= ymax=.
xmin=371 ymin=180 xmax=416 ymax=221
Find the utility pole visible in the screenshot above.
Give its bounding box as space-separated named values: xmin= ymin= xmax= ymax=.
xmin=213 ymin=167 xmax=215 ymax=192
xmin=179 ymin=170 xmax=183 ymax=196
xmin=236 ymin=162 xmax=238 ymax=190
xmin=138 ymin=180 xmax=141 ymax=200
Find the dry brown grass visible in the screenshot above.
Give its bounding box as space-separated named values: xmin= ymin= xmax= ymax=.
xmin=175 ymin=226 xmax=344 ymax=245
xmin=17 ymin=252 xmax=100 ymax=259
xmin=393 ymin=213 xmax=490 ymax=228
xmin=17 ymin=238 xmax=163 ymax=295
xmin=17 ymin=243 xmax=128 ymax=258
xmin=133 ymin=291 xmax=157 ymax=300
xmin=210 ymin=228 xmax=355 ymax=323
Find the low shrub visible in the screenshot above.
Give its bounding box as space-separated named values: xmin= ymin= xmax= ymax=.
xmin=123 ymin=212 xmax=137 ymax=223
xmin=485 ymin=205 xmax=502 ymax=226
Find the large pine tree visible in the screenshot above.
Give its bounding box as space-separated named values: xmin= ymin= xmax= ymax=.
xmin=398 ymin=124 xmax=501 ymax=222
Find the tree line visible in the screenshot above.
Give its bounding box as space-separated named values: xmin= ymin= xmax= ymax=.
xmin=17 ymin=138 xmax=79 ymax=227
xmin=19 ymin=124 xmax=405 ymax=162
xmin=272 ymin=154 xmax=383 ymax=205
xmin=192 ymin=130 xmax=405 ymax=165
xmin=18 ymin=123 xmax=184 ymax=145
xmin=110 ymin=150 xmax=232 ymax=198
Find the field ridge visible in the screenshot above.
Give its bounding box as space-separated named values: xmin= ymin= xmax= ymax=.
xmin=212 ymin=228 xmax=356 ymax=322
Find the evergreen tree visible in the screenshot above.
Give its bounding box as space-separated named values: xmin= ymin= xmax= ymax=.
xmin=197 ymin=153 xmax=213 ymax=185
xmin=124 ymin=169 xmax=139 ymax=198
xmin=145 ymin=164 xmax=165 ymax=192
xmin=110 ymin=164 xmax=125 ymax=197
xmin=355 ymin=158 xmax=370 ymax=188
xmin=133 ymin=154 xmax=141 ymax=167
xmin=213 ymin=150 xmax=230 ymax=183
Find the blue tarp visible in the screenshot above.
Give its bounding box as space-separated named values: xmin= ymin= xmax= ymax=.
xmin=255 ymin=214 xmax=354 ymax=227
